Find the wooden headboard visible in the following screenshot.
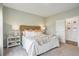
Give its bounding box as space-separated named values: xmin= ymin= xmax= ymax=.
xmin=20 ymin=25 xmax=41 ymax=44
xmin=20 ymin=25 xmax=41 ymax=32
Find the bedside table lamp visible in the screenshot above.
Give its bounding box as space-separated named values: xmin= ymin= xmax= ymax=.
xmin=40 ymin=25 xmax=46 ymax=34
xmin=12 ymin=25 xmax=20 ymax=36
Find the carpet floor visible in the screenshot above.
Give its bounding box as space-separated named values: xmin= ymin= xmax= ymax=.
xmin=4 ymin=44 xmax=79 ymax=56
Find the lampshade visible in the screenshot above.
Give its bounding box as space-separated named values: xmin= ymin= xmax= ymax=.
xmin=12 ymin=25 xmax=19 ymax=30
xmin=39 ymin=24 xmax=45 ymax=30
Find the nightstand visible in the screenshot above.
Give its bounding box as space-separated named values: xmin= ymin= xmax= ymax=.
xmin=7 ymin=36 xmax=21 ymax=48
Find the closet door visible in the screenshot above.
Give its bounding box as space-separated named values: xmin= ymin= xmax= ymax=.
xmin=72 ymin=18 xmax=79 ymax=42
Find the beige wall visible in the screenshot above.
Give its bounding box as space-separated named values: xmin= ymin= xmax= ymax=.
xmin=3 ymin=7 xmax=45 ymax=28
xmin=46 ymin=17 xmax=56 ymax=34
xmin=0 ymin=4 xmax=3 ymax=56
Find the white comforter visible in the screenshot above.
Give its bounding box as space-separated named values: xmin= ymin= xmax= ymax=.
xmin=22 ymin=36 xmax=39 ymax=56
xmin=22 ymin=34 xmax=59 ymax=56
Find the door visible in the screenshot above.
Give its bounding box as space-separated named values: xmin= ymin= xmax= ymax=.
xmin=56 ymin=20 xmax=65 ymax=43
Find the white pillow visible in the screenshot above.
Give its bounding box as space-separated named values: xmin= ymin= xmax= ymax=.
xmin=23 ymin=31 xmax=36 ymax=38
xmin=22 ymin=31 xmax=28 ymax=36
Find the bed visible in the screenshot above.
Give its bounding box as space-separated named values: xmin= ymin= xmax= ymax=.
xmin=20 ymin=25 xmax=59 ymax=56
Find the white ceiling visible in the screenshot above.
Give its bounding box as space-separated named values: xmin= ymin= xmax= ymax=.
xmin=3 ymin=3 xmax=79 ymax=17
